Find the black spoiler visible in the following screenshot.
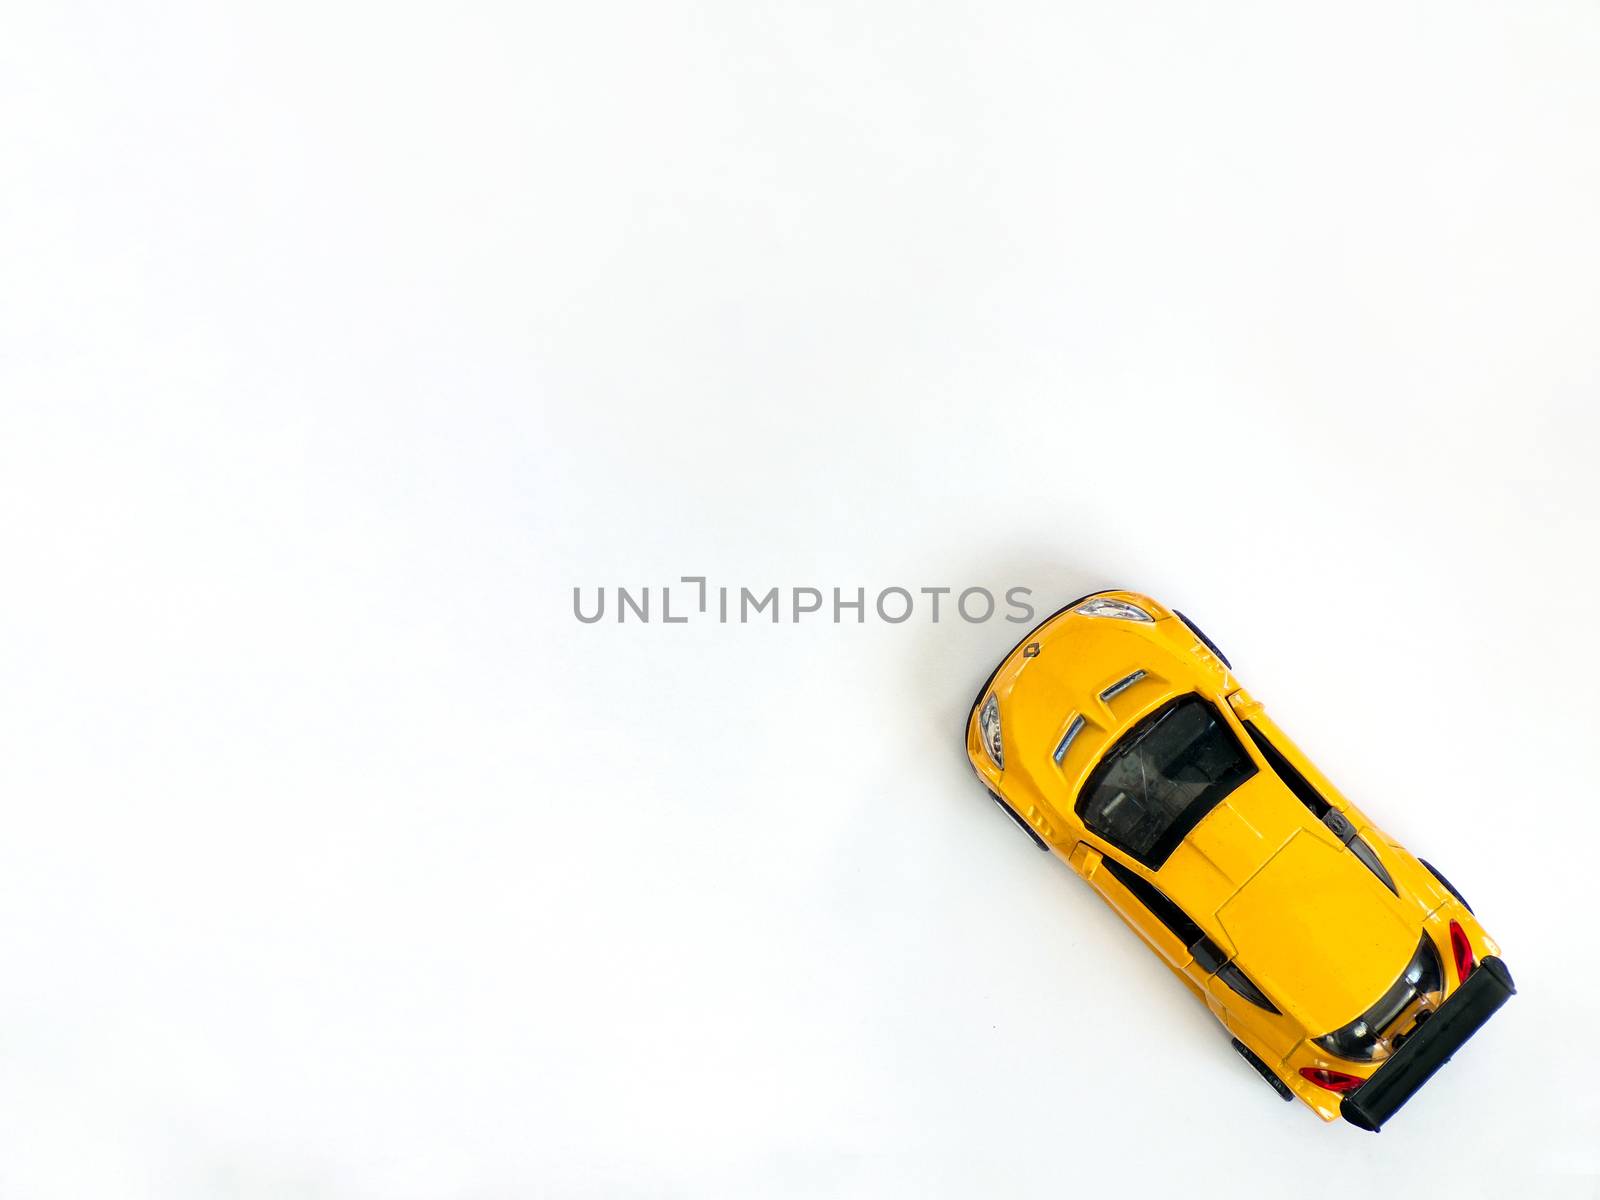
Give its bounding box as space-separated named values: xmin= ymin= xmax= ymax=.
xmin=1341 ymin=955 xmax=1515 ymax=1131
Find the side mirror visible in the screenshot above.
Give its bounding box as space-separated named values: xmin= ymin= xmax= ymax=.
xmin=1069 ymin=842 xmax=1102 ymax=879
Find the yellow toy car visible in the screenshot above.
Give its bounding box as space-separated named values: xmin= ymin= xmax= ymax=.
xmin=965 ymin=589 xmax=1514 ymax=1130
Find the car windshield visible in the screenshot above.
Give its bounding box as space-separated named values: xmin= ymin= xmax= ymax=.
xmin=1076 ymin=694 xmax=1256 ymax=868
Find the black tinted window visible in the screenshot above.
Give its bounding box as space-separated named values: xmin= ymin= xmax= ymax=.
xmin=1077 ymin=694 xmax=1255 ymax=868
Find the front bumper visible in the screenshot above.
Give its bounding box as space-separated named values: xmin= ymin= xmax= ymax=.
xmin=1340 ymin=955 xmax=1516 ymax=1132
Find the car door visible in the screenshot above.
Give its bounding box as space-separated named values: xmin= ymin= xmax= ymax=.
xmin=1071 ymin=840 xmax=1285 ymax=1034
xmin=1070 ymin=842 xmax=1207 ymax=980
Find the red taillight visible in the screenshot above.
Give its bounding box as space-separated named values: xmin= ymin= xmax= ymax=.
xmin=1449 ymin=920 xmax=1476 ymax=983
xmin=1300 ymin=1067 xmax=1366 ymax=1093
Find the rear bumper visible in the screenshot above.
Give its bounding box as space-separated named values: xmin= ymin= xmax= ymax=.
xmin=1340 ymin=955 xmax=1516 ymax=1132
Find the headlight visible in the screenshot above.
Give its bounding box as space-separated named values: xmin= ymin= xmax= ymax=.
xmin=978 ymin=695 xmax=1004 ymax=769
xmin=1074 ymin=596 xmax=1154 ymax=622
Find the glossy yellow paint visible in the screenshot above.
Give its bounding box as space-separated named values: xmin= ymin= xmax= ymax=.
xmin=966 ymin=589 xmax=1499 ymax=1122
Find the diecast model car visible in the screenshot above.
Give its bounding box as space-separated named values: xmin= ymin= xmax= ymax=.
xmin=965 ymin=589 xmax=1513 ymax=1130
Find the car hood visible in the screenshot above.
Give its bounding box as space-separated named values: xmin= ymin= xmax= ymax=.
xmin=1217 ymin=829 xmax=1418 ymax=1035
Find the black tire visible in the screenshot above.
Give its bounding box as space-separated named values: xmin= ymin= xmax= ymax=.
xmin=1231 ymin=1038 xmax=1293 ymax=1102
xmin=988 ymin=791 xmax=1049 ymax=851
xmin=1176 ymin=610 xmax=1231 ymax=669
xmin=1419 ymin=859 xmax=1474 ymax=914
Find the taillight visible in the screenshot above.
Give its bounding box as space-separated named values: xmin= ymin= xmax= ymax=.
xmin=1300 ymin=1067 xmax=1366 ymax=1093
xmin=1449 ymin=920 xmax=1476 ymax=983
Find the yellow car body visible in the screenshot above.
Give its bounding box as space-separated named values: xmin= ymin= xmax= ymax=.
xmin=965 ymin=589 xmax=1512 ymax=1129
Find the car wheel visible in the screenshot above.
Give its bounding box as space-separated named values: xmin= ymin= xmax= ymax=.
xmin=1176 ymin=610 xmax=1231 ymax=670
xmin=988 ymin=791 xmax=1048 ymax=851
xmin=1231 ymin=1038 xmax=1293 ymax=1102
xmin=1420 ymin=859 xmax=1474 ymax=914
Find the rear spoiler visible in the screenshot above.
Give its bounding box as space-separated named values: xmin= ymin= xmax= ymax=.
xmin=1340 ymin=955 xmax=1515 ymax=1131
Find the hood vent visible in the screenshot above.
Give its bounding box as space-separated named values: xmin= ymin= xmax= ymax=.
xmin=1052 ymin=713 xmax=1086 ymax=765
xmin=1099 ymin=669 xmax=1146 ymax=702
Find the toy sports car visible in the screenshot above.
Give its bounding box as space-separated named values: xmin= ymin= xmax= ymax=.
xmin=965 ymin=589 xmax=1513 ymax=1130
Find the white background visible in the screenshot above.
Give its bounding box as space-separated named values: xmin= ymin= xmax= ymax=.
xmin=3 ymin=3 xmax=1598 ymax=1197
